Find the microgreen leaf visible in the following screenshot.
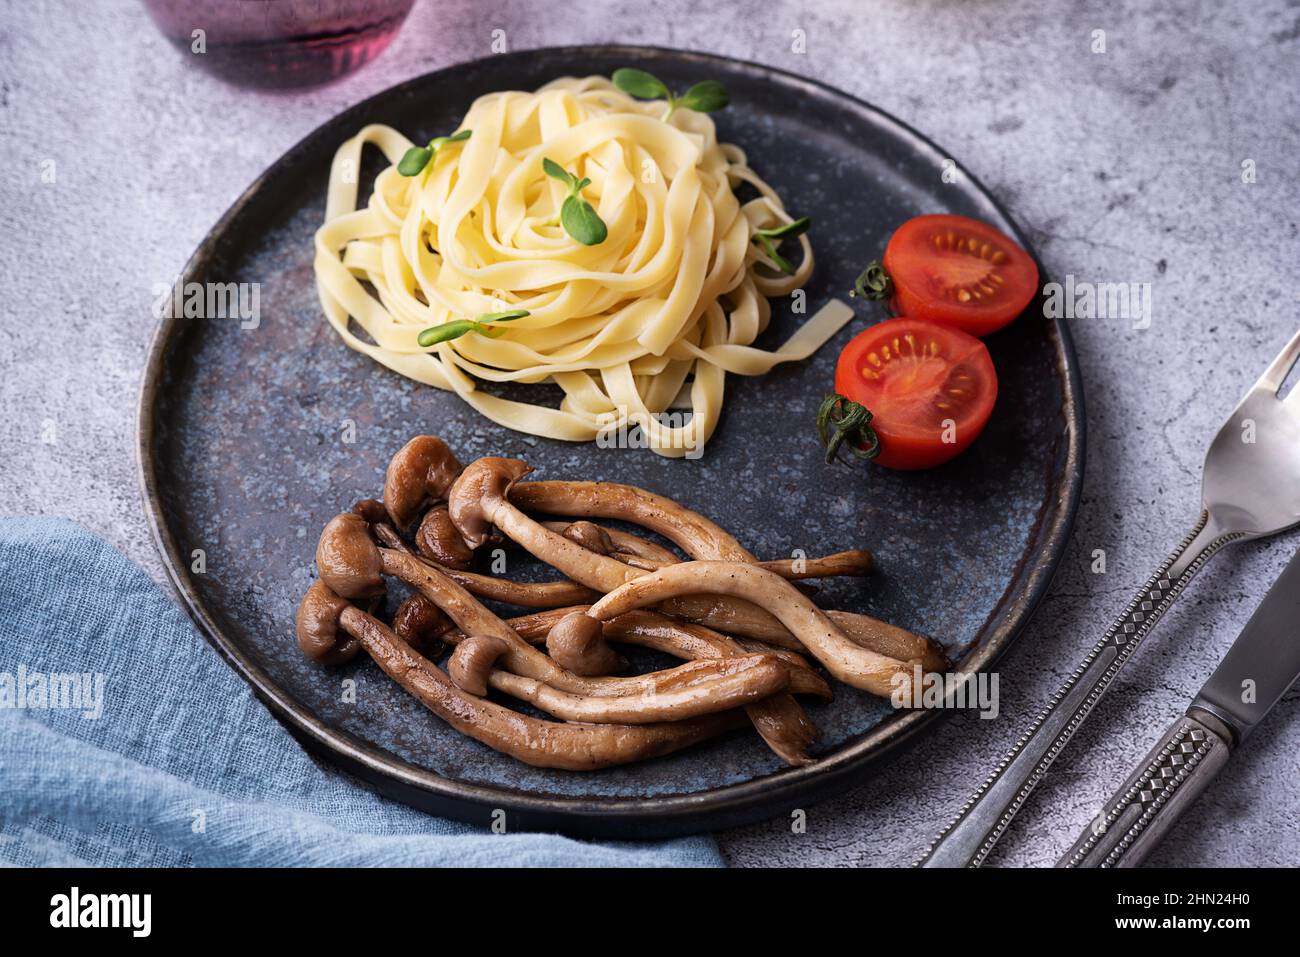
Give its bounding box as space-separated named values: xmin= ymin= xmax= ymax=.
xmin=417 ymin=310 xmax=531 ymax=347
xmin=755 ymin=235 xmax=795 ymax=274
xmin=612 ymin=68 xmax=670 ymax=101
xmin=755 ymin=216 xmax=811 ymax=241
xmin=561 ymin=195 xmax=608 ymax=246
xmin=542 ymin=157 xmax=575 ymax=188
xmin=677 ymin=80 xmax=729 ymax=113
xmin=398 ymin=129 xmax=472 ymax=177
xmin=543 ymin=159 xmax=607 ymax=244
xmin=398 ymin=146 xmax=434 ymax=176
xmin=478 ymin=309 xmax=530 ymax=323
xmin=612 ymin=68 xmax=730 ymax=120
xmin=417 ymin=319 xmax=477 ymax=346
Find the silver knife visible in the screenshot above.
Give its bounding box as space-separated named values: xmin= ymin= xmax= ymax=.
xmin=1059 ymin=547 xmax=1300 ymax=867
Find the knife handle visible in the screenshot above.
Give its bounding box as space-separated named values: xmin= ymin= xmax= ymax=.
xmin=917 ymin=512 xmax=1241 ymax=867
xmin=1058 ymin=711 xmax=1233 ymax=868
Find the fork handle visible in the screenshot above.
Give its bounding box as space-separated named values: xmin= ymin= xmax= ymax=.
xmin=1057 ymin=710 xmax=1233 ymax=868
xmin=917 ymin=512 xmax=1240 ymax=867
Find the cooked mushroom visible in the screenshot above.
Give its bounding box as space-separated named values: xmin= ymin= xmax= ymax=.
xmin=316 ymin=513 xmax=385 ymax=599
xmin=558 ymin=520 xmax=615 ymax=556
xmin=295 ymin=580 xmax=361 ymax=664
xmin=415 ymin=504 xmax=475 ymax=569
xmin=546 ymin=610 xmax=627 ymax=676
xmin=378 ymin=546 xmax=788 ymax=702
xmin=585 ymin=561 xmax=916 ymax=697
xmin=444 ymin=605 xmax=825 ymax=766
xmin=448 ymin=634 xmax=509 ymax=696
xmin=485 ymin=654 xmax=788 ymax=724
xmin=544 ymin=520 xmax=872 ymax=580
xmin=448 ymin=459 xmax=641 ymax=590
xmin=392 ymin=592 xmax=450 ymax=658
xmin=351 ymin=497 xmax=412 ymax=552
xmin=513 ymin=480 xmax=756 ymax=561
xmin=298 ymin=583 xmax=743 ymax=770
xmin=425 ymin=559 xmax=600 ymax=608
xmin=659 ymin=594 xmax=947 ymax=671
xmin=383 ymin=435 xmax=464 ymax=530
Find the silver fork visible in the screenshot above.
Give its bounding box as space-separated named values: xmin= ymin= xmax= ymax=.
xmin=918 ymin=328 xmax=1300 ymax=867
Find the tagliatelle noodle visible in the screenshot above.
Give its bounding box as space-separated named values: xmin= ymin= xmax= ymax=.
xmin=314 ymin=75 xmax=854 ymax=457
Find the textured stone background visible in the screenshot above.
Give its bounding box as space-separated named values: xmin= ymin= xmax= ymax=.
xmin=2 ymin=0 xmax=1298 ymax=867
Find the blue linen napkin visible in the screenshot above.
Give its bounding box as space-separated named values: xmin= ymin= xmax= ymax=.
xmin=0 ymin=516 xmax=722 ymax=867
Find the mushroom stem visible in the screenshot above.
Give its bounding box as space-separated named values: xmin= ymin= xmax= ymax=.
xmin=440 ymin=605 xmax=826 ymax=766
xmin=513 ymin=480 xmax=756 ymax=561
xmin=542 ymin=521 xmax=872 ymax=580
xmin=377 ymin=548 xmax=792 ymax=701
xmin=422 ymin=556 xmax=601 ymax=608
xmin=486 ymin=653 xmax=789 ymax=724
xmin=334 ymin=604 xmax=742 ymax=770
xmin=659 ymin=595 xmax=948 ymax=672
xmin=542 ymin=521 xmax=679 ymax=565
xmin=586 ymin=561 xmax=917 ymax=697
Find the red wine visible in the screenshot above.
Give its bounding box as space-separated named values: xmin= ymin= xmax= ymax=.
xmin=142 ymin=0 xmax=416 ymax=89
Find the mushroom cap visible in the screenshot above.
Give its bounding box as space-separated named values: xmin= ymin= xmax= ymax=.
xmin=350 ymin=498 xmax=389 ymax=526
xmin=561 ymin=521 xmax=614 ymax=555
xmin=447 ymin=457 xmax=532 ymax=549
xmin=415 ymin=504 xmax=475 ymax=569
xmin=295 ymin=580 xmax=360 ymax=664
xmin=448 ymin=634 xmax=510 ymax=696
xmin=316 ymin=512 xmax=385 ymax=600
xmin=384 ymin=436 xmax=465 ymax=530
xmin=392 ymin=592 xmax=452 ymax=658
xmin=547 ymin=610 xmax=627 ymax=676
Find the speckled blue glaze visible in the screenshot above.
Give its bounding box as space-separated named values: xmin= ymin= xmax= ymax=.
xmin=140 ymin=48 xmax=1080 ymax=829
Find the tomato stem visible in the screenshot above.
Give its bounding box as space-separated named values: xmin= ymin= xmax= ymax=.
xmin=816 ymin=394 xmax=881 ymax=465
xmin=849 ymin=260 xmax=893 ymax=301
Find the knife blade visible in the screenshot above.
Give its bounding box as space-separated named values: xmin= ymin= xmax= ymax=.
xmin=1060 ymin=546 xmax=1300 ymax=867
xmin=1189 ymin=547 xmax=1300 ymax=742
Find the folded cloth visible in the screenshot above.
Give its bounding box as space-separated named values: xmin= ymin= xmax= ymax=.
xmin=0 ymin=517 xmax=722 ymax=867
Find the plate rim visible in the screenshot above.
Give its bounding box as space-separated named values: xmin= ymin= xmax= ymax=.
xmin=136 ymin=43 xmax=1085 ymax=837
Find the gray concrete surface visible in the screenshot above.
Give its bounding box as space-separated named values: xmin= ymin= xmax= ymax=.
xmin=2 ymin=0 xmax=1298 ymax=867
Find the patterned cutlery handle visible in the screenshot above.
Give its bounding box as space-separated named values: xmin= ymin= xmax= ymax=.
xmin=917 ymin=513 xmax=1240 ymax=867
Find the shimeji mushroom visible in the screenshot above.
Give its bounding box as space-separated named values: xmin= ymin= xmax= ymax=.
xmin=314 ymin=514 xmax=799 ymax=702
xmin=545 ymin=519 xmax=874 ymax=580
xmin=546 ymin=610 xmax=627 ymax=676
xmin=446 ymin=627 xmax=790 ymax=724
xmin=383 ymin=435 xmax=464 ymax=531
xmin=447 ymin=459 xmax=642 ymax=592
xmin=511 ymin=479 xmax=756 ymax=561
xmin=392 ymin=592 xmax=450 ymax=658
xmin=294 ymin=582 xmax=743 ymax=770
xmin=443 ymin=605 xmax=828 ymax=765
xmin=466 ymin=462 xmax=944 ymax=667
xmin=296 ymin=580 xmax=362 ymax=664
xmin=581 ymin=561 xmax=920 ymax=698
xmin=414 ymin=504 xmax=475 ymax=569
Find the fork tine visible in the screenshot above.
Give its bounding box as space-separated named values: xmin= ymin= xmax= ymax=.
xmin=1254 ymin=327 xmax=1300 ymax=395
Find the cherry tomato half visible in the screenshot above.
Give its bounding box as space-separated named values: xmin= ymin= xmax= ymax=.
xmin=882 ymin=214 xmax=1038 ymax=337
xmin=834 ymin=317 xmax=997 ymax=470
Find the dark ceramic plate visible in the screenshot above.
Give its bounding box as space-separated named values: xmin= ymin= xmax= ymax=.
xmin=138 ymin=46 xmax=1083 ymax=837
